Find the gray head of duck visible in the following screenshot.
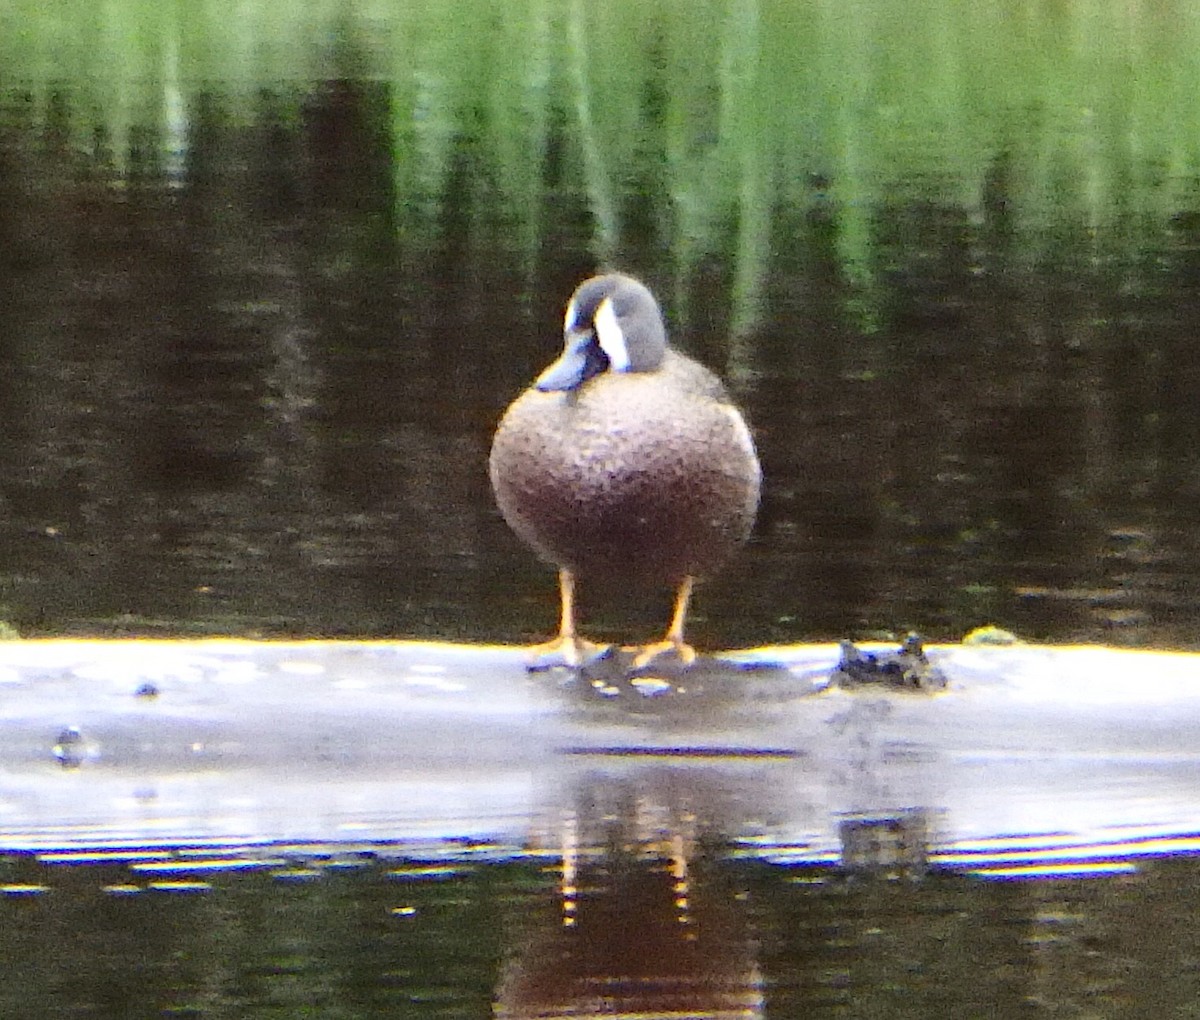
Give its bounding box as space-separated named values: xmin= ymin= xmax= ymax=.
xmin=535 ymin=274 xmax=668 ymax=392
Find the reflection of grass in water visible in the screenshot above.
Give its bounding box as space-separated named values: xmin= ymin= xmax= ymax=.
xmin=6 ymin=0 xmax=1199 ymax=253
xmin=5 ymin=0 xmax=1200 ymax=391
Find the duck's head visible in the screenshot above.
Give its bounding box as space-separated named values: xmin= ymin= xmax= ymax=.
xmin=535 ymin=274 xmax=668 ymax=392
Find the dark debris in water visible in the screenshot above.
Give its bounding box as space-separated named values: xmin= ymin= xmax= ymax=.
xmin=52 ymin=726 xmax=86 ymax=769
xmin=831 ymin=634 xmax=948 ymax=692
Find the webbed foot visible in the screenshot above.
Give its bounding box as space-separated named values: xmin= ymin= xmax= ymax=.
xmin=526 ymin=635 xmax=609 ymax=671
xmin=628 ymin=638 xmax=697 ymax=671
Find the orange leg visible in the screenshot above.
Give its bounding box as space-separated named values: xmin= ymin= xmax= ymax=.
xmin=631 ymin=575 xmax=698 ymax=668
xmin=526 ymin=569 xmax=606 ymax=668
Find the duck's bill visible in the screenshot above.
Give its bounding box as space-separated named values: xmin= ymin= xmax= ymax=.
xmin=535 ymin=331 xmax=605 ymax=392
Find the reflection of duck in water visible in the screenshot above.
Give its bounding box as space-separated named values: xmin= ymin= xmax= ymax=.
xmin=490 ymin=273 xmax=761 ymax=668
xmin=494 ymin=792 xmax=763 ymax=1020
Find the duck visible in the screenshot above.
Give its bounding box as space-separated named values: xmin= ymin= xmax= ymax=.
xmin=488 ymin=273 xmax=761 ymax=668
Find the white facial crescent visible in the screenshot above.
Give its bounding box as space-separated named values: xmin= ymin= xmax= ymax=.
xmin=593 ymin=296 xmax=630 ymax=371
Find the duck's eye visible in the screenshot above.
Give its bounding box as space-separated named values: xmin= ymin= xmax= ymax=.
xmin=593 ymin=297 xmax=630 ymax=371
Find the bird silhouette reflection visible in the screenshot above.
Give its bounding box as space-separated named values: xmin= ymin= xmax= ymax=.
xmin=494 ymin=782 xmax=763 ymax=1019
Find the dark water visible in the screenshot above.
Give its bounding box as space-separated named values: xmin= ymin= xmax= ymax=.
xmin=4 ymin=830 xmax=1199 ymax=1019
xmin=4 ymin=73 xmax=1200 ymax=650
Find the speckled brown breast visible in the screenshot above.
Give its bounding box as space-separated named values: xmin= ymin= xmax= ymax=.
xmin=489 ymin=350 xmax=760 ymax=587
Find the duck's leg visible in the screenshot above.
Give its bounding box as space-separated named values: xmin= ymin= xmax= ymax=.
xmin=631 ymin=575 xmax=698 ymax=668
xmin=526 ymin=568 xmax=606 ymax=669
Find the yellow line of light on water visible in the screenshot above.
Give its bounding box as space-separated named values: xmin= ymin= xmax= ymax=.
xmin=933 ymin=834 xmax=1200 ymax=867
xmin=386 ymin=865 xmax=465 ymax=881
xmin=146 ymin=881 xmax=213 ymax=894
xmin=38 ymin=850 xmax=174 ymax=865
xmin=131 ymin=858 xmax=286 ymax=874
xmin=0 ymin=637 xmax=522 ymax=651
xmin=5 ymin=637 xmax=1200 ymax=654
xmin=966 ymin=862 xmax=1139 ymax=880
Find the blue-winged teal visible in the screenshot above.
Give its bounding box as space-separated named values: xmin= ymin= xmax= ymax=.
xmin=489 ymin=273 xmax=761 ymax=667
